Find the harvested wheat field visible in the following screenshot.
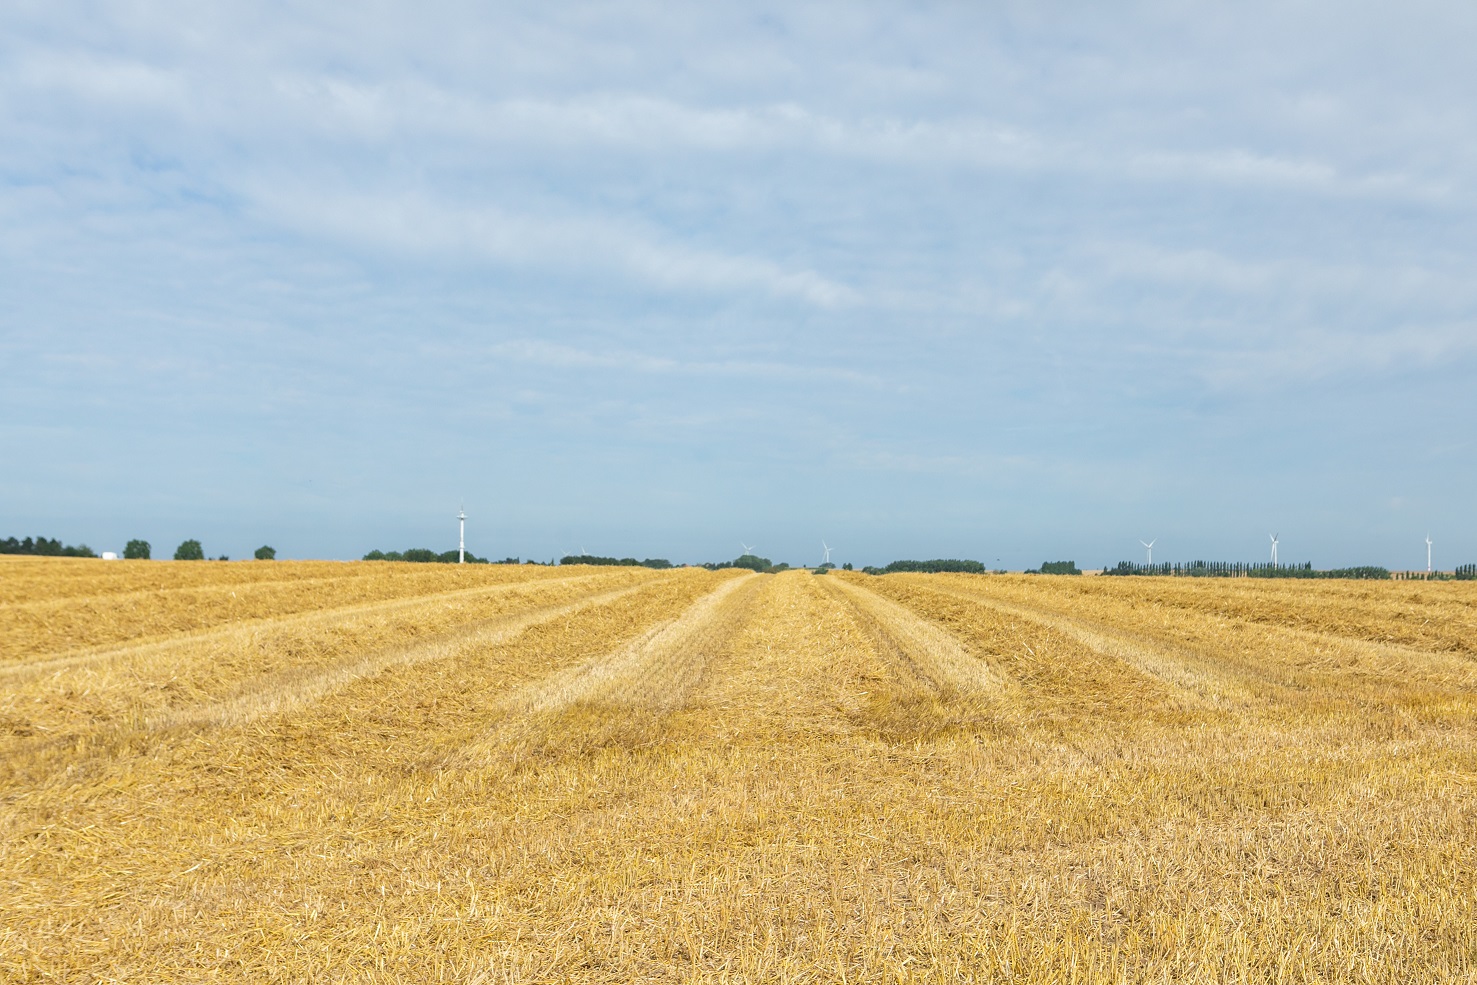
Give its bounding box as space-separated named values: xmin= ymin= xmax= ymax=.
xmin=2 ymin=556 xmax=1476 ymax=983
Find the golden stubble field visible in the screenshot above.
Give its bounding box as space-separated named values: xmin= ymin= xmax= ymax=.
xmin=2 ymin=556 xmax=1475 ymax=983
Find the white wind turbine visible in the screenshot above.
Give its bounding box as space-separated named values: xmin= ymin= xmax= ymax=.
xmin=739 ymin=541 xmax=756 ymax=556
xmin=1140 ymin=538 xmax=1156 ymax=565
xmin=1427 ymin=534 xmax=1433 ymax=575
xmin=820 ymin=540 xmax=832 ymax=566
xmin=1269 ymin=533 xmax=1279 ymax=565
xmin=457 ymin=505 xmax=467 ymax=565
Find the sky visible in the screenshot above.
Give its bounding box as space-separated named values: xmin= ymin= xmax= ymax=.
xmin=2 ymin=1 xmax=1474 ymax=569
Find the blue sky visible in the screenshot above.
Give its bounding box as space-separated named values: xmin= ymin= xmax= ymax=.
xmin=3 ymin=1 xmax=1474 ymax=569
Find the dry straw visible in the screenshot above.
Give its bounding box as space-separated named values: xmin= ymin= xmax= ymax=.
xmin=1 ymin=558 xmax=1474 ymax=982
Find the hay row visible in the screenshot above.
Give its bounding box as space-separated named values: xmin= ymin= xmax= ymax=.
xmin=0 ymin=561 xmax=584 ymax=662
xmin=0 ymin=570 xmax=662 ymax=756
xmin=917 ymin=573 xmax=1477 ymax=701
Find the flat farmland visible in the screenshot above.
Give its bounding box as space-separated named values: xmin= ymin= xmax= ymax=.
xmin=2 ymin=557 xmax=1475 ymax=983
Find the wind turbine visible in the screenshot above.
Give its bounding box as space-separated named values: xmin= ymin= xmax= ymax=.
xmin=457 ymin=505 xmax=467 ymax=565
xmin=739 ymin=541 xmax=755 ymax=556
xmin=1427 ymin=534 xmax=1433 ymax=575
xmin=1269 ymin=533 xmax=1279 ymax=565
xmin=1140 ymin=539 xmax=1156 ymax=565
xmin=820 ymin=540 xmax=832 ymax=566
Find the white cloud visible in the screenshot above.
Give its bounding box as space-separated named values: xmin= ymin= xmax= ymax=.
xmin=1200 ymin=322 xmax=1477 ymax=390
xmin=8 ymin=50 xmax=190 ymax=114
xmin=484 ymin=339 xmax=884 ymax=387
xmin=250 ymin=80 xmax=1449 ymax=202
xmin=245 ymin=184 xmax=855 ymax=306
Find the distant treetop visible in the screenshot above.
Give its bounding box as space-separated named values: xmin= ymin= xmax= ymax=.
xmin=362 ymin=548 xmax=488 ymax=563
xmin=861 ymin=559 xmax=987 ymax=575
xmin=1 ymin=536 xmax=97 ymax=558
xmin=560 ymin=555 xmax=673 ymax=569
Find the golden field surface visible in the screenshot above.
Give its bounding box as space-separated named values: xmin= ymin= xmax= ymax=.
xmin=2 ymin=556 xmax=1476 ymax=983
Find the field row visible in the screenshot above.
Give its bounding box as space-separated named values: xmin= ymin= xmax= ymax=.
xmin=0 ymin=557 xmax=586 ymax=662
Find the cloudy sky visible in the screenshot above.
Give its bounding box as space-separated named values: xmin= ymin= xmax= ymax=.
xmin=3 ymin=1 xmax=1473 ymax=568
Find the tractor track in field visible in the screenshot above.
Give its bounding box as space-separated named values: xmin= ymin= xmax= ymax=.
xmin=916 ymin=578 xmax=1477 ymax=699
xmin=819 ymin=576 xmax=1006 ymax=700
xmin=507 ymin=573 xmax=761 ymax=715
xmin=882 ymin=578 xmax=1260 ymax=707
xmin=451 ymin=573 xmax=763 ymax=765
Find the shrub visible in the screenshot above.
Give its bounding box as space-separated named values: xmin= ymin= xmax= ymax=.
xmin=124 ymin=539 xmax=151 ymax=560
xmin=173 ymin=540 xmax=204 ymax=561
xmin=254 ymin=545 xmax=276 ymax=560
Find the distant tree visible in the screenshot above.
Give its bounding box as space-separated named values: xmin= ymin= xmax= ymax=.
xmin=559 ymin=554 xmax=669 ymax=569
xmin=254 ymin=545 xmax=276 ymax=560
xmin=842 ymin=563 xmax=853 ymax=571
xmin=216 ymin=555 xmax=229 ymax=561
xmin=173 ymin=539 xmax=204 ymax=561
xmin=435 ymin=549 xmax=488 ymax=563
xmin=881 ymin=559 xmax=987 ymax=574
xmin=124 ymin=539 xmax=151 ymax=560
xmin=1 ymin=535 xmax=96 ymax=557
xmin=1039 ymin=561 xmax=1081 ymax=575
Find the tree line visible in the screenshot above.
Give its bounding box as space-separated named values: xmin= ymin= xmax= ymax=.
xmin=860 ymin=559 xmax=987 ymax=575
xmin=1 ymin=535 xmax=97 ymax=557
xmin=363 ymin=549 xmax=490 ymax=563
xmin=1027 ymin=561 xmax=1081 ymax=575
xmin=1103 ymin=561 xmax=1392 ymax=579
xmin=559 ymin=554 xmax=674 ymax=569
xmin=701 ymin=554 xmax=788 ymax=573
